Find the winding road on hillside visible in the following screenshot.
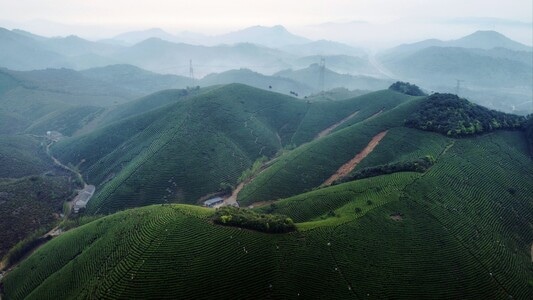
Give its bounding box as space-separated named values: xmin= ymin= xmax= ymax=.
xmin=46 ymin=140 xmax=84 ymax=185
xmin=0 ymin=137 xmax=96 ymax=280
xmin=45 ymin=139 xmax=95 ymax=215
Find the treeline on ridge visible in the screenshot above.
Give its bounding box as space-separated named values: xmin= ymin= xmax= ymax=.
xmin=334 ymin=156 xmax=436 ymax=185
xmin=213 ymin=206 xmax=295 ymax=233
xmin=388 ymin=81 xmax=427 ymax=96
xmin=405 ymin=93 xmax=526 ymax=136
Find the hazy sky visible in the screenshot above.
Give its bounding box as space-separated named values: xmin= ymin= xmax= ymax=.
xmin=1 ymin=0 xmax=531 ymax=45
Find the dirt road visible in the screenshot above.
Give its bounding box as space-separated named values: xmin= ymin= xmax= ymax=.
xmin=316 ymin=111 xmax=359 ymax=139
xmin=322 ymin=131 xmax=388 ymax=186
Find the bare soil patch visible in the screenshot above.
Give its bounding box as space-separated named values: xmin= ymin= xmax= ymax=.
xmin=364 ymin=109 xmax=384 ymax=121
xmin=316 ymin=111 xmax=359 ymax=139
xmin=223 ymin=182 xmax=244 ymax=206
xmin=323 ymin=130 xmax=388 ymax=186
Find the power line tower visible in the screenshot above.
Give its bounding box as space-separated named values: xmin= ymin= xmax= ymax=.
xmin=319 ymin=57 xmax=326 ymax=93
xmin=189 ymin=59 xmax=195 ymax=84
xmin=455 ymin=79 xmax=464 ymax=96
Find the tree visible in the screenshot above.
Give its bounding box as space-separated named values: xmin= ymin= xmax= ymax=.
xmin=389 ymin=81 xmax=426 ymax=96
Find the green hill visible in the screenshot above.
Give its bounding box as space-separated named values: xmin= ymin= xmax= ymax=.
xmin=0 ymin=67 xmax=140 ymax=135
xmin=405 ymin=93 xmax=526 ymax=136
xmin=275 ymin=64 xmax=392 ymax=91
xmin=305 ymin=87 xmax=370 ymax=101
xmin=2 ymin=84 xmax=532 ymax=299
xmin=80 ymin=64 xmax=193 ymax=96
xmin=238 ymin=90 xmax=421 ymax=204
xmin=238 ymin=91 xmax=529 ymax=205
xmin=3 ymin=127 xmax=532 ymax=299
xmin=52 ymin=84 xmax=386 ymax=214
xmin=0 ymin=65 xmax=204 ymax=137
xmin=199 ymin=68 xmax=314 ymax=96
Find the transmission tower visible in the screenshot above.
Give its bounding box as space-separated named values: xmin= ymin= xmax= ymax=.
xmin=189 ymin=59 xmax=195 ymax=84
xmin=319 ymin=57 xmax=326 ymax=93
xmin=455 ymin=79 xmax=464 ymax=96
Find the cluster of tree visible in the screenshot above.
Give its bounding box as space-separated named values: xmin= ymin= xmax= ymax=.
xmin=405 ymin=93 xmax=526 ymax=136
xmin=2 ymin=230 xmax=51 ymax=269
xmin=334 ymin=156 xmax=435 ymax=184
xmin=388 ymin=81 xmax=426 ymax=96
xmin=213 ymin=206 xmax=295 ymax=233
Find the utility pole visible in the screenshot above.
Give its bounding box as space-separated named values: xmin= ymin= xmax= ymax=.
xmin=319 ymin=57 xmax=326 ymax=93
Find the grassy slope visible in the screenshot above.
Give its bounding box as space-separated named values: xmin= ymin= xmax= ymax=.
xmin=264 ymin=130 xmax=533 ymax=298
xmin=0 ymin=205 xmax=349 ymax=300
xmin=0 ymin=68 xmax=138 ymax=135
xmin=238 ymin=90 xmax=420 ymax=205
xmin=96 ymin=87 xmax=216 ymax=126
xmin=3 ymin=131 xmax=531 ymax=299
xmin=52 ymin=84 xmax=395 ymax=214
xmin=24 ymin=106 xmax=104 ymax=136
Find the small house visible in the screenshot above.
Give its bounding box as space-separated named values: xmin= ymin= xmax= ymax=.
xmin=204 ymin=197 xmax=224 ymax=207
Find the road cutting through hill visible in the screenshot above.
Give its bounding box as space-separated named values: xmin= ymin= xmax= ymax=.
xmin=322 ymin=130 xmax=388 ymax=186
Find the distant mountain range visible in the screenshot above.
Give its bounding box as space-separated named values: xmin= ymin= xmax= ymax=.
xmin=387 ymin=30 xmax=532 ymax=56
xmin=0 ymin=25 xmax=531 ymax=113
xmin=380 ymin=30 xmax=532 ymax=114
xmin=111 ymin=25 xmax=310 ymax=48
xmin=0 ymin=26 xmax=371 ymax=78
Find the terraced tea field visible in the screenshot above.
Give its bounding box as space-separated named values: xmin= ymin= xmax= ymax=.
xmin=3 ymin=130 xmax=532 ymax=299
xmin=3 ymin=85 xmax=532 ymax=299
xmin=51 ymin=85 xmax=415 ymax=214
xmin=238 ymin=95 xmax=424 ymax=205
